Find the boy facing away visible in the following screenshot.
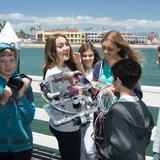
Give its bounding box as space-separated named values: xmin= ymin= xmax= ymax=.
xmin=0 ymin=43 xmax=35 ymax=160
xmin=98 ymin=58 xmax=154 ymax=160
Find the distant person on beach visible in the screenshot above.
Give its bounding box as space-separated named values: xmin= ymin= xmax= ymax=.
xmin=0 ymin=43 xmax=35 ymax=160
xmin=156 ymin=46 xmax=160 ymax=64
xmin=78 ymin=42 xmax=101 ymax=160
xmin=42 ymin=34 xmax=85 ymax=160
xmin=98 ymin=58 xmax=154 ymax=160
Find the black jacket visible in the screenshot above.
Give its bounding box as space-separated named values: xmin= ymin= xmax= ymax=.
xmin=99 ymin=101 xmax=154 ymax=160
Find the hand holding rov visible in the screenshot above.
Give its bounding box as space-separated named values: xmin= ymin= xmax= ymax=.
xmin=62 ymin=71 xmax=81 ymax=86
xmin=91 ymin=81 xmax=115 ymax=93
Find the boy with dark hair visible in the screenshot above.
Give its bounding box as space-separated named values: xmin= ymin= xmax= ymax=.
xmin=99 ymin=58 xmax=154 ymax=160
xmin=0 ymin=43 xmax=35 ymax=160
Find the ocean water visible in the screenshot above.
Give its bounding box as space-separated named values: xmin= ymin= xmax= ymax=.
xmin=20 ymin=47 xmax=160 ymax=86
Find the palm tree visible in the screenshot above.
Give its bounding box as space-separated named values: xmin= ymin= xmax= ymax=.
xmin=30 ymin=26 xmax=36 ymax=33
xmin=38 ymin=25 xmax=41 ymax=31
xmin=19 ymin=30 xmax=26 ymax=38
xmin=0 ymin=21 xmax=6 ymax=32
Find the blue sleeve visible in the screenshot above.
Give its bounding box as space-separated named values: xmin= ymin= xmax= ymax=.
xmin=93 ymin=60 xmax=103 ymax=81
xmin=0 ymin=76 xmax=7 ymax=95
xmin=17 ymin=85 xmax=35 ymax=123
xmin=0 ymin=77 xmax=7 ymax=114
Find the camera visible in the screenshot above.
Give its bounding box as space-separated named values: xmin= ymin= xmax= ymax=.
xmin=72 ymin=96 xmax=81 ymax=109
xmin=8 ymin=73 xmax=31 ymax=91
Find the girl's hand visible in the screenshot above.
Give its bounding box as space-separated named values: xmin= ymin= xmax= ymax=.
xmin=73 ymin=52 xmax=86 ymax=76
xmin=90 ymin=81 xmax=116 ymax=96
xmin=73 ymin=52 xmax=82 ymax=67
xmin=62 ymin=72 xmax=77 ymax=85
xmin=107 ymin=84 xmax=116 ymax=93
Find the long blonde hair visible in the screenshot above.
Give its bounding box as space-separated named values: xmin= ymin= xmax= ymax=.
xmin=101 ymin=30 xmax=140 ymax=62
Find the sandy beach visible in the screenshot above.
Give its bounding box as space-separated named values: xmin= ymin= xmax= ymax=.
xmin=20 ymin=42 xmax=159 ymax=49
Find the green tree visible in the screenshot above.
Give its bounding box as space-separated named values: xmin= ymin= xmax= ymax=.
xmin=30 ymin=26 xmax=36 ymax=32
xmin=19 ymin=30 xmax=26 ymax=38
xmin=30 ymin=25 xmax=41 ymax=33
xmin=0 ymin=21 xmax=6 ymax=32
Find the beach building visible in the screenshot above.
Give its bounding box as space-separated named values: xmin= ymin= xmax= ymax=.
xmin=36 ymin=28 xmax=149 ymax=45
xmin=152 ymin=33 xmax=160 ymax=44
xmin=86 ymin=31 xmax=103 ymax=43
xmin=86 ymin=31 xmax=149 ymax=44
xmin=121 ymin=32 xmax=148 ymax=44
xmin=35 ymin=28 xmax=85 ymax=44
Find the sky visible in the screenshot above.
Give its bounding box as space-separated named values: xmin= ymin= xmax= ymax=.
xmin=0 ymin=0 xmax=160 ymax=34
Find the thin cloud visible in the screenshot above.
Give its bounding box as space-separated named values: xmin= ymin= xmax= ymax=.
xmin=0 ymin=13 xmax=160 ymax=32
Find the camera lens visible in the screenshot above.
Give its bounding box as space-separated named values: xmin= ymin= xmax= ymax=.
xmin=8 ymin=76 xmax=23 ymax=91
xmin=72 ymin=96 xmax=81 ymax=108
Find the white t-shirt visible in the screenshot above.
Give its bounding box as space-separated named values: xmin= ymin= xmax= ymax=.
xmin=119 ymin=95 xmax=139 ymax=102
xmin=85 ymin=68 xmax=93 ymax=82
xmin=85 ymin=68 xmax=94 ymax=122
xmin=45 ymin=66 xmax=80 ymax=132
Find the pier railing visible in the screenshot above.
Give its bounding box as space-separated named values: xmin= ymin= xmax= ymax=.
xmin=30 ymin=75 xmax=160 ymax=160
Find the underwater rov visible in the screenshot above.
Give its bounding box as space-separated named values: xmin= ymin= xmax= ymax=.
xmin=40 ymin=71 xmax=117 ymax=126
